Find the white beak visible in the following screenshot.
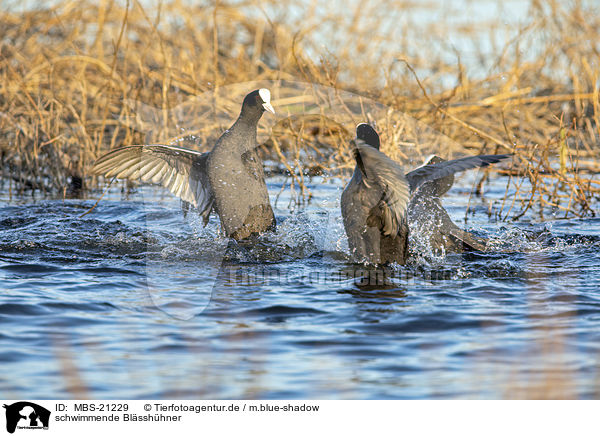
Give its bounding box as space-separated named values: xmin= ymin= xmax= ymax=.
xmin=263 ymin=102 xmax=275 ymax=115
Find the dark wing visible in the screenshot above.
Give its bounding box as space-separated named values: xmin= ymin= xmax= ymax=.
xmin=92 ymin=144 xmax=214 ymax=223
xmin=405 ymin=154 xmax=511 ymax=192
xmin=352 ymin=140 xmax=411 ymax=237
xmin=410 ymin=155 xmax=454 ymax=197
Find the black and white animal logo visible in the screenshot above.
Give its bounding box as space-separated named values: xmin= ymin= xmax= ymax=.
xmin=3 ymin=402 xmax=50 ymax=434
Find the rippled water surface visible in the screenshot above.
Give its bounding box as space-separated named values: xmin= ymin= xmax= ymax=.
xmin=1 ymin=175 xmax=600 ymax=399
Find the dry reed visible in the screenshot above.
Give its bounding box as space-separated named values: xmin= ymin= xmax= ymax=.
xmin=0 ymin=0 xmax=598 ymax=220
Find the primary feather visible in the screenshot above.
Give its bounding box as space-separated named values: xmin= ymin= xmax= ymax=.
xmin=92 ymin=144 xmax=214 ymax=224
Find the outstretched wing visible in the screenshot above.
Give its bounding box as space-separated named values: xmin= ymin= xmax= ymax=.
xmin=92 ymin=144 xmax=214 ymax=223
xmin=405 ymin=154 xmax=511 ymax=192
xmin=352 ymin=139 xmax=411 ymax=237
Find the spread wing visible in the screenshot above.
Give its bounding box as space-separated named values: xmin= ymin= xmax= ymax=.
xmin=405 ymin=154 xmax=511 ymax=192
xmin=352 ymin=140 xmax=411 ymax=237
xmin=91 ymin=144 xmax=214 ymax=223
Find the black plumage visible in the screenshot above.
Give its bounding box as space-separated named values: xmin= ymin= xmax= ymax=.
xmin=341 ymin=123 xmax=510 ymax=264
xmin=92 ymin=88 xmax=276 ymax=240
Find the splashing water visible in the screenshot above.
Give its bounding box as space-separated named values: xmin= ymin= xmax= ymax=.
xmin=2 ymin=179 xmax=600 ymax=399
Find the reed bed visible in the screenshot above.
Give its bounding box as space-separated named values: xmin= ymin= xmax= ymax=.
xmin=0 ymin=0 xmax=599 ymax=220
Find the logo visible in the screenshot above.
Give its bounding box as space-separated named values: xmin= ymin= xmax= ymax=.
xmin=3 ymin=402 xmax=50 ymax=434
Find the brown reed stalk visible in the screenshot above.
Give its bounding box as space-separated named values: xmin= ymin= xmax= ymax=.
xmin=0 ymin=0 xmax=598 ymax=220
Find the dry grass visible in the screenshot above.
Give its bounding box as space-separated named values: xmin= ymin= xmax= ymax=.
xmin=0 ymin=0 xmax=599 ymax=219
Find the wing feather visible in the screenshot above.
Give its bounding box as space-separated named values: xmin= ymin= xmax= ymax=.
xmin=92 ymin=145 xmax=214 ymax=219
xmin=352 ymin=140 xmax=411 ymax=237
xmin=405 ymin=154 xmax=511 ymax=192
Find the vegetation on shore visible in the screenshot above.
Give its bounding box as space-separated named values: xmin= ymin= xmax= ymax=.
xmin=0 ymin=0 xmax=599 ymax=220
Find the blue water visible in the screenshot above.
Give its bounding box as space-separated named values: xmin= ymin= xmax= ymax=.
xmin=1 ymin=175 xmax=599 ymax=399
